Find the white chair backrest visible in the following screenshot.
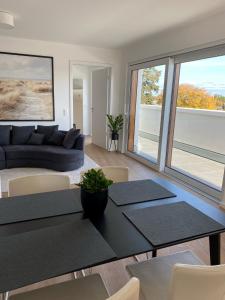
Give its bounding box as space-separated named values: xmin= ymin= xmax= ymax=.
xmin=169 ymin=263 xmax=225 ymax=300
xmin=107 ymin=277 xmax=140 ymax=300
xmin=8 ymin=174 xmax=70 ymax=197
xmin=80 ymin=166 xmax=129 ymax=183
xmin=101 ymin=166 xmax=129 ymax=183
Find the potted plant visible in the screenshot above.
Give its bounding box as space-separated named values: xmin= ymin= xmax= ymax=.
xmin=107 ymin=114 xmax=123 ymax=141
xmin=79 ymin=169 xmax=113 ymax=218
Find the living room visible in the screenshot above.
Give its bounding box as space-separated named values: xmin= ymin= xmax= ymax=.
xmin=1 ymin=1 xmax=225 ymax=300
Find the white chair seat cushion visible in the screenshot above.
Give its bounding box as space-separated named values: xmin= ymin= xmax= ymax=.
xmin=126 ymin=251 xmax=203 ymax=300
xmin=11 ymin=274 xmax=109 ymax=300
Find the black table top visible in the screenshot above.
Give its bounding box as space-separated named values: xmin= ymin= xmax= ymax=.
xmin=0 ymin=189 xmax=82 ymax=225
xmin=124 ymin=201 xmax=225 ymax=247
xmin=109 ymin=179 xmax=176 ymax=206
xmin=1 ymin=177 xmax=225 ymax=291
xmin=0 ymin=218 xmax=116 ymax=292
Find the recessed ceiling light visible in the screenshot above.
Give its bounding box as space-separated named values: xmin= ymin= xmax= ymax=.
xmin=0 ymin=11 xmax=14 ymax=29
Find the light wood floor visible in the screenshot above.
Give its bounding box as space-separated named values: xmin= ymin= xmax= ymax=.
xmin=3 ymin=141 xmax=225 ymax=299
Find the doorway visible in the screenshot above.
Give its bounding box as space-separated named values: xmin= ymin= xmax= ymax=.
xmin=71 ymin=64 xmax=111 ymax=149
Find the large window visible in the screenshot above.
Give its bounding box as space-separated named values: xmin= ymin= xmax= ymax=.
xmin=127 ymin=46 xmax=225 ymax=200
xmin=167 ymin=56 xmax=225 ymax=191
xmin=127 ymin=62 xmax=166 ymax=165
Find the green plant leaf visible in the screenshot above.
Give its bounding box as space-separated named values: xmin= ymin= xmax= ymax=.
xmin=106 ymin=114 xmax=123 ymax=134
xmin=79 ymin=169 xmax=113 ymax=193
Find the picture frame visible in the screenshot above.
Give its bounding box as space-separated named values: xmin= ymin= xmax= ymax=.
xmin=0 ymin=52 xmax=55 ymax=121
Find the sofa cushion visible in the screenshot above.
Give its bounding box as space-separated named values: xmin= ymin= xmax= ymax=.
xmin=0 ymin=160 xmax=5 ymax=169
xmin=27 ymin=133 xmax=45 ymax=145
xmin=0 ymin=125 xmax=11 ymax=145
xmin=12 ymin=126 xmax=35 ymax=145
xmin=48 ymin=131 xmax=66 ymax=146
xmin=63 ymin=129 xmax=80 ymax=149
xmin=4 ymin=145 xmax=82 ymax=163
xmin=0 ymin=146 xmax=5 ymax=161
xmin=74 ymin=134 xmax=85 ymax=150
xmin=37 ymin=125 xmax=59 ymax=144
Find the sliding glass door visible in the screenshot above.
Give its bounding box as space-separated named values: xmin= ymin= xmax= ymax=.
xmin=166 ymin=55 xmax=225 ymax=192
xmin=127 ymin=60 xmax=167 ymax=166
xmin=126 ymin=45 xmax=225 ymax=200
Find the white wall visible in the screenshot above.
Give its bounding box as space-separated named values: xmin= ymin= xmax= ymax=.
xmin=173 ymin=108 xmax=225 ymax=154
xmin=139 ymin=105 xmax=161 ymax=136
xmin=0 ymin=35 xmax=122 ymax=130
xmin=123 ymin=10 xmax=225 ymax=63
xmin=121 ymin=10 xmax=225 ymax=152
xmin=139 ymin=104 xmax=225 ymax=154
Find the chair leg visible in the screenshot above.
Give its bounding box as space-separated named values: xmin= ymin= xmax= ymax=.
xmin=73 ymin=270 xmax=86 ymax=279
xmin=135 ymin=251 xmax=154 ymax=262
xmin=134 ymin=255 xmax=140 ymax=262
xmin=88 ymin=268 xmax=92 ymax=274
xmin=2 ymin=292 xmax=9 ymax=300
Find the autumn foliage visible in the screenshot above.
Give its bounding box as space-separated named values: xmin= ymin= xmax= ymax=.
xmin=140 ymin=67 xmax=225 ymax=110
xmin=156 ymin=84 xmax=225 ymax=110
xmin=177 ymin=84 xmax=217 ymax=109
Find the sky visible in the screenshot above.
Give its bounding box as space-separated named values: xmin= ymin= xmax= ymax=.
xmin=179 ymin=56 xmax=225 ymax=95
xmin=0 ymin=53 xmax=52 ymax=80
xmin=153 ymin=56 xmax=225 ymax=96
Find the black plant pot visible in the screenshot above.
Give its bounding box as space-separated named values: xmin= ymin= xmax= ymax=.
xmin=81 ymin=188 xmax=108 ymax=218
xmin=111 ymin=132 xmax=119 ymax=141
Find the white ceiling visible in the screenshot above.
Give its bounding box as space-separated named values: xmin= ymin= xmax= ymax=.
xmin=0 ymin=0 xmax=225 ymax=49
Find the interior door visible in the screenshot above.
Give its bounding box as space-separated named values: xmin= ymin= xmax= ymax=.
xmin=92 ymin=68 xmax=110 ymax=149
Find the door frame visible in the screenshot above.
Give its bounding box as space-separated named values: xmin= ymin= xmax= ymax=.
xmin=69 ymin=60 xmax=112 ymax=134
xmin=91 ymin=67 xmax=112 ymax=149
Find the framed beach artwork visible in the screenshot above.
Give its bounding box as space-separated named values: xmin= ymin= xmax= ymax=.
xmin=0 ymin=52 xmax=54 ymax=121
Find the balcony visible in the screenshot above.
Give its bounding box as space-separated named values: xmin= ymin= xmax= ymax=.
xmin=134 ymin=105 xmax=225 ymax=190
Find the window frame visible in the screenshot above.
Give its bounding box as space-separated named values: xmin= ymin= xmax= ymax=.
xmin=125 ymin=58 xmax=170 ymax=171
xmin=125 ymin=44 xmax=225 ymax=202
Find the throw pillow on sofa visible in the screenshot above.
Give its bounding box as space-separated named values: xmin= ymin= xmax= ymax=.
xmin=37 ymin=125 xmax=59 ymax=144
xmin=27 ymin=133 xmax=45 ymax=145
xmin=48 ymin=131 xmax=66 ymax=146
xmin=63 ymin=129 xmax=80 ymax=149
xmin=0 ymin=125 xmax=11 ymax=145
xmin=12 ymin=126 xmax=35 ymax=145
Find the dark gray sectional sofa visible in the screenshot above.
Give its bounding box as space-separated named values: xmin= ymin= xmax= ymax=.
xmin=0 ymin=125 xmax=85 ymax=172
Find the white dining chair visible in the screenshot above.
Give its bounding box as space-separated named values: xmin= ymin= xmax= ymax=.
xmin=169 ymin=261 xmax=225 ymax=300
xmin=126 ymin=250 xmax=225 ymax=300
xmin=80 ymin=166 xmax=129 ymax=183
xmin=8 ymin=174 xmax=71 ymax=197
xmin=10 ymin=275 xmax=140 ymax=300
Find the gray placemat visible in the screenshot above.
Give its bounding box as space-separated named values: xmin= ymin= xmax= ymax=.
xmin=109 ymin=180 xmax=176 ymax=206
xmin=0 ymin=189 xmax=82 ymax=225
xmin=0 ymin=218 xmax=116 ymax=292
xmin=124 ymin=201 xmax=225 ymax=247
